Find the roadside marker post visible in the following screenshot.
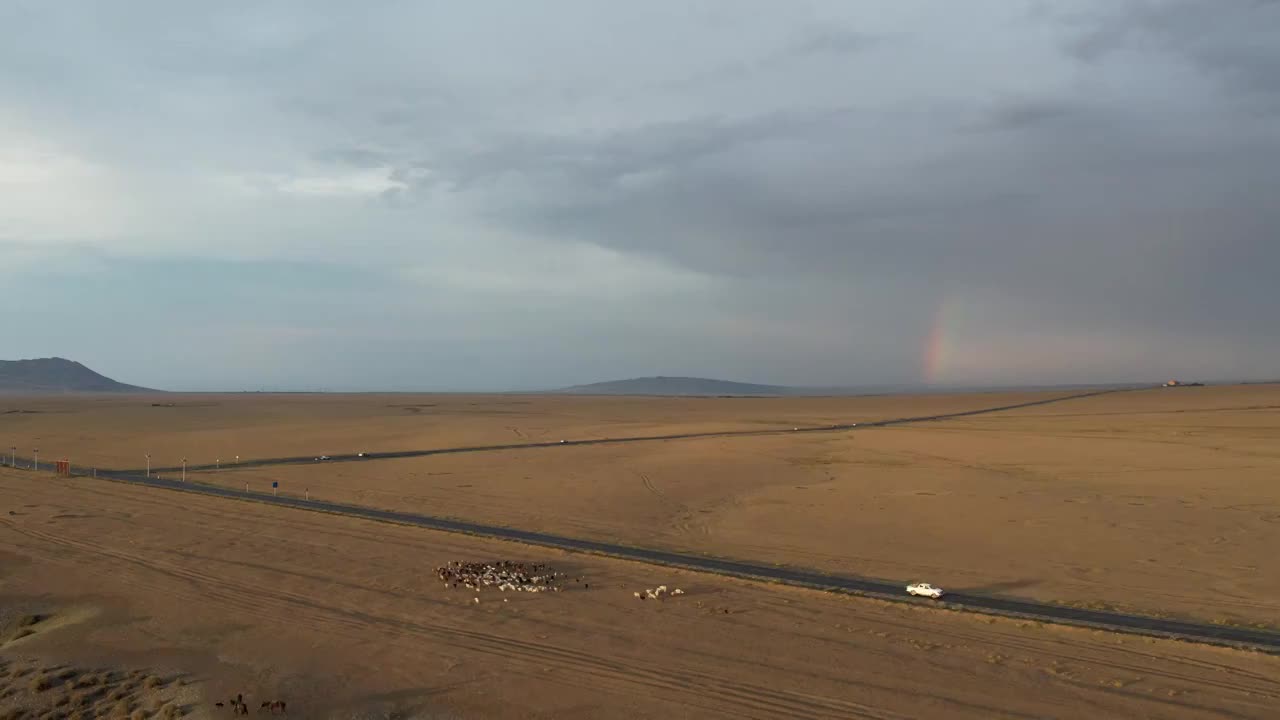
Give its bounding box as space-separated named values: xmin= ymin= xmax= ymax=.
xmin=272 ymin=481 xmax=278 ymax=497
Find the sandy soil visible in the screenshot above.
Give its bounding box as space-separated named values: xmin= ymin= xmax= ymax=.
xmin=0 ymin=390 xmax=1071 ymax=470
xmin=167 ymin=385 xmax=1280 ymax=627
xmin=0 ymin=653 xmax=195 ymax=720
xmin=0 ymin=470 xmax=1277 ymax=719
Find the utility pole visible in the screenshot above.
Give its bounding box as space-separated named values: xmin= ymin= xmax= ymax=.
xmin=181 ymin=458 xmax=187 ymax=482
xmin=146 ymin=454 xmax=151 ymax=478
xmin=33 ymin=448 xmax=38 ymax=471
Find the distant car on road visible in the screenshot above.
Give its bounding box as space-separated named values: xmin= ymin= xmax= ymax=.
xmin=559 ymin=440 xmax=567 ymax=444
xmin=357 ymin=452 xmax=366 ymax=457
xmin=906 ymin=582 xmax=944 ymax=599
xmin=315 ymin=455 xmax=331 ymax=461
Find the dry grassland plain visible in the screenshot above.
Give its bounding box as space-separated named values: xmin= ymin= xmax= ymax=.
xmin=0 ymin=471 xmax=1277 ymax=719
xmin=0 ymin=391 xmax=1071 ymax=469
xmin=1 ymin=385 xmax=1279 ymax=717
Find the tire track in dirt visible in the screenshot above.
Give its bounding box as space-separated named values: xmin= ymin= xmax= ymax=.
xmin=639 ymin=472 xmax=665 ymax=499
xmin=849 ymin=610 xmax=1280 ymax=700
xmin=635 ymin=471 xmax=713 ymax=540
xmin=0 ymin=518 xmax=903 ymax=720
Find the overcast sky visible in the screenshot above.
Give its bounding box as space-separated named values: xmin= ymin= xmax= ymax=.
xmin=2 ymin=1 xmax=1277 ymax=391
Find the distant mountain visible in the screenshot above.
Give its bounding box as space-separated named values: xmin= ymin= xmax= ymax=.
xmin=0 ymin=357 xmax=155 ymax=394
xmin=557 ymin=376 xmax=792 ymax=396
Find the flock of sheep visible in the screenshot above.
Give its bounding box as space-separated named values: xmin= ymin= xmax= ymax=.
xmin=436 ymin=560 xmax=570 ymax=599
xmin=634 ymin=584 xmax=685 ymax=601
xmin=437 ymin=560 xmax=691 ymax=605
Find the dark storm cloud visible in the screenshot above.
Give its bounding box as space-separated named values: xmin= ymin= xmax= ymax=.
xmin=3 ymin=1 xmax=1279 ymax=388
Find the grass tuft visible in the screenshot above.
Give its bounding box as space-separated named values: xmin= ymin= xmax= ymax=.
xmin=29 ymin=673 xmax=52 ymax=692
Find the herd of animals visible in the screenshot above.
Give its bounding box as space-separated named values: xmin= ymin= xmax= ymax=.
xmin=214 ymin=693 xmax=286 ymax=715
xmin=200 ymin=562 xmax=688 ymax=715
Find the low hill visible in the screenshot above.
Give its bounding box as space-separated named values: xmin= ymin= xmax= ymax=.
xmin=558 ymin=376 xmax=792 ymax=396
xmin=0 ymin=358 xmax=154 ymax=394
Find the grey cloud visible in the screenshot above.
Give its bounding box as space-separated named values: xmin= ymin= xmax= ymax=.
xmin=3 ymin=1 xmax=1278 ymax=389
xmin=312 ymin=147 xmax=395 ymax=168
xmin=429 ymin=104 xmax=865 ymax=190
xmin=410 ymin=78 xmax=1280 ymax=355
xmin=646 ymin=24 xmax=884 ymax=96
xmin=973 ymin=98 xmax=1081 ymax=132
xmin=1063 ymin=1 xmax=1280 ymax=101
xmin=781 ymin=27 xmax=880 ymax=60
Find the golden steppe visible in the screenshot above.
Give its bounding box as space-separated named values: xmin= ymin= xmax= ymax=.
xmin=2 ymin=385 xmax=1279 ymax=717
xmin=0 ymin=390 xmax=1064 ymax=469
xmin=0 ymin=470 xmax=1278 ymax=718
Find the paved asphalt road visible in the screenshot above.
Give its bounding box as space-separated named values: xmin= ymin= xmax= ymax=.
xmin=31 ymin=465 xmax=1280 ymax=654
xmin=10 ymin=385 xmax=1280 ymax=653
xmin=142 ymin=387 xmax=1131 ymax=474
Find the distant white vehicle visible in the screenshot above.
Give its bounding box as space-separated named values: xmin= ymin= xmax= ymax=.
xmin=357 ymin=452 xmax=366 ymax=457
xmin=559 ymin=439 xmax=567 ymax=444
xmin=906 ymin=582 xmax=944 ymax=599
xmin=316 ymin=455 xmax=331 ymax=461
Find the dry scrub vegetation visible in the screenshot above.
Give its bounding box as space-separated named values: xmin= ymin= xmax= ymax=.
xmin=0 ymin=656 xmax=185 ymax=719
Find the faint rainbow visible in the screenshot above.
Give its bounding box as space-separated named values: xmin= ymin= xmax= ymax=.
xmin=923 ymin=300 xmax=950 ymax=385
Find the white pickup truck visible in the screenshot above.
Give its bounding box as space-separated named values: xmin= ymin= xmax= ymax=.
xmin=906 ymin=582 xmax=944 ymax=599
